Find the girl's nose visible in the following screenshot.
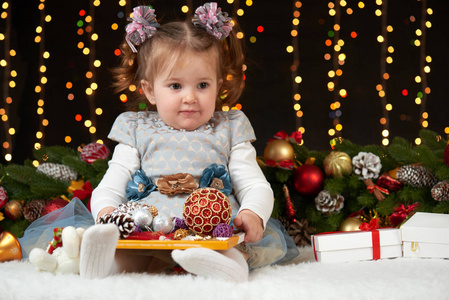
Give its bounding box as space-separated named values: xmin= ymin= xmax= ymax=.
xmin=182 ymin=90 xmax=197 ymax=104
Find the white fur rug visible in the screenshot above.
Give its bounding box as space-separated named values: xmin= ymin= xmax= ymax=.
xmin=2 ymin=246 xmax=448 ymax=300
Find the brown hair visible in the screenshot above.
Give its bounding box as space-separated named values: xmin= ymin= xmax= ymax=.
xmin=112 ymin=20 xmax=244 ymax=111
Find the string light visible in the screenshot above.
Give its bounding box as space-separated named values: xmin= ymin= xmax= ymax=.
xmin=377 ymin=0 xmax=391 ymax=146
xmin=290 ymin=1 xmax=304 ymax=141
xmin=1 ymin=0 xmax=13 ymax=161
xmin=417 ymin=0 xmax=431 ymax=138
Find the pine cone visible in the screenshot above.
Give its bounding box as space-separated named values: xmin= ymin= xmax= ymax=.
xmin=315 ymin=190 xmax=344 ymax=214
xmin=431 ymin=180 xmax=449 ymax=201
xmin=287 ymin=219 xmax=316 ymax=246
xmin=36 ymin=162 xmax=78 ymax=182
xmin=396 ymin=164 xmax=439 ymax=188
xmin=352 ymin=152 xmax=382 ymax=180
xmin=99 ymin=212 xmax=136 ymax=239
xmin=23 ymin=199 xmax=47 ymax=222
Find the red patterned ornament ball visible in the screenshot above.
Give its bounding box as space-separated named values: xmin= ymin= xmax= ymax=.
xmin=0 ymin=186 xmax=8 ymax=210
xmin=80 ymin=143 xmax=110 ymax=164
xmin=293 ymin=164 xmax=325 ymax=197
xmin=183 ymin=188 xmax=232 ymax=236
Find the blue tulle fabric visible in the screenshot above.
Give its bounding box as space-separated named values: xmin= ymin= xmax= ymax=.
xmin=18 ymin=198 xmax=95 ymax=259
xmin=235 ymin=218 xmax=300 ymax=269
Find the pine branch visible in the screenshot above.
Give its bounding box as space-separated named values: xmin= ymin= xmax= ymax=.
xmin=34 ymin=145 xmax=78 ymax=163
xmin=29 ymin=172 xmax=70 ymax=199
xmin=419 ymin=129 xmax=447 ymax=152
xmin=61 ymin=155 xmax=97 ymax=181
xmin=4 ymin=164 xmax=36 ymax=185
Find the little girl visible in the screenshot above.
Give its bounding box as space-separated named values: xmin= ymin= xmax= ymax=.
xmin=80 ymin=3 xmax=299 ymax=282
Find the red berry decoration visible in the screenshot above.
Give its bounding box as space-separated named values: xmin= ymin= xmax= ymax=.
xmin=80 ymin=143 xmax=110 ymax=164
xmin=0 ymin=186 xmax=8 ymax=210
xmin=293 ymin=164 xmax=325 ymax=197
xmin=183 ymin=188 xmax=232 ymax=236
xmin=444 ymin=143 xmax=449 ymax=167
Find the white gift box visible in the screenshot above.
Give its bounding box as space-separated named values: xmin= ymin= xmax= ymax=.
xmin=312 ymin=228 xmax=402 ymax=263
xmin=401 ymin=212 xmax=449 ymax=258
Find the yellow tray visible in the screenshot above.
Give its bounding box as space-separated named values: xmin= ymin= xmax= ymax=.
xmin=116 ymin=232 xmax=245 ymax=250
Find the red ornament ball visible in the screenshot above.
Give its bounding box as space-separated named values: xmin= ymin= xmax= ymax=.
xmin=41 ymin=198 xmax=69 ymax=216
xmin=80 ymin=143 xmax=110 ymax=164
xmin=0 ymin=186 xmax=8 ymax=210
xmin=183 ymin=188 xmax=232 ymax=236
xmin=444 ymin=143 xmax=449 ymax=167
xmin=293 ymin=164 xmax=325 ymax=197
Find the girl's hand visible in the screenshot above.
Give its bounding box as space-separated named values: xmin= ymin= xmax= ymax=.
xmin=96 ymin=206 xmax=116 ymax=222
xmin=233 ymin=209 xmax=264 ymax=244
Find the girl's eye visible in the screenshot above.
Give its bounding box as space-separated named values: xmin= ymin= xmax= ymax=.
xmin=169 ymin=83 xmax=181 ymax=90
xmin=198 ymin=82 xmax=209 ymax=89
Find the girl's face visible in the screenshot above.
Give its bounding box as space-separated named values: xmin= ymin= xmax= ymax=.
xmin=141 ymin=53 xmax=222 ymax=131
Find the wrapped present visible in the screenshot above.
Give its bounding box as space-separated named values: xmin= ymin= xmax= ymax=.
xmin=312 ymin=228 xmax=402 ymax=263
xmin=401 ymin=212 xmax=449 ymax=259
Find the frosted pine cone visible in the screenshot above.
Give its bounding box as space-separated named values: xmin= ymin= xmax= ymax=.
xmin=36 ymin=162 xmax=78 ymax=182
xmin=431 ymin=180 xmax=449 ymax=201
xmin=99 ymin=212 xmax=136 ymax=239
xmin=315 ymin=190 xmax=344 ymax=214
xmin=396 ymin=164 xmax=439 ymax=188
xmin=352 ymin=152 xmax=382 ymax=180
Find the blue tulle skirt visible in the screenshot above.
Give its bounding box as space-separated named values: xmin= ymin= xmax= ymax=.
xmin=18 ymin=198 xmax=95 ymax=259
xmin=235 ymin=218 xmax=300 ymax=269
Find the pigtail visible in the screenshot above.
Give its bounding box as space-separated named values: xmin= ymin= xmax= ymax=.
xmin=218 ymin=21 xmax=245 ymax=108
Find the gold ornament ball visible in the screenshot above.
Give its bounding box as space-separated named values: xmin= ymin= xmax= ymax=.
xmin=339 ymin=217 xmax=362 ymax=231
xmin=4 ymin=200 xmax=24 ymax=221
xmin=0 ymin=231 xmax=22 ymax=262
xmin=323 ymin=151 xmax=352 ymax=178
xmin=263 ymin=139 xmax=294 ymax=162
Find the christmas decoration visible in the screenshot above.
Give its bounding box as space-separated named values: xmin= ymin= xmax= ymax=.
xmin=183 ymin=188 xmax=232 ymax=236
xmin=29 ymin=226 xmax=85 ymax=274
xmin=352 ymin=152 xmax=382 ymax=180
xmin=152 ymin=213 xmax=174 ymax=234
xmin=283 ymin=218 xmax=316 ymax=246
xmin=4 ymin=200 xmax=24 ymax=221
xmin=23 ymin=199 xmax=47 ymax=222
xmin=99 ymin=212 xmax=136 ymax=239
xmin=389 ymin=203 xmax=419 ymax=227
xmin=444 ymin=143 xmax=449 ymax=167
xmin=0 ymin=231 xmax=22 ymax=262
xmin=376 ymin=173 xmax=403 ymax=192
xmin=314 ymin=190 xmax=344 ymax=214
xmin=36 ymin=162 xmax=78 ymax=182
xmin=72 ymin=181 xmax=93 ymax=211
xmin=431 ymin=180 xmax=449 ymax=202
xmin=173 ymin=217 xmax=188 ymax=231
xmin=0 ymin=186 xmax=8 ymax=210
xmin=80 ymin=142 xmax=110 ymax=164
xmin=41 ymin=198 xmax=69 ymax=216
xmin=173 ymin=228 xmax=191 ymax=240
xmin=396 ymin=164 xmax=439 ymax=188
xmin=282 ymin=184 xmax=297 ymax=223
xmin=263 ymin=139 xmax=294 ymax=162
xmin=132 ymin=208 xmax=153 ymax=231
xmin=212 ymin=223 xmax=233 ymax=237
xmin=292 ymin=164 xmax=324 ymax=197
xmin=47 ymin=227 xmax=63 ymax=254
xmin=338 ymin=217 xmax=362 ymax=231
xmin=323 ymin=151 xmax=352 ymax=178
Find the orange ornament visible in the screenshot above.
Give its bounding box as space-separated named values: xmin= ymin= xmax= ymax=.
xmin=0 ymin=231 xmax=22 ymax=262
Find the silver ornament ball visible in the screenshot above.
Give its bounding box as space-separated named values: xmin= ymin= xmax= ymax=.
xmin=132 ymin=208 xmax=153 ymax=230
xmin=152 ymin=213 xmax=174 ymax=234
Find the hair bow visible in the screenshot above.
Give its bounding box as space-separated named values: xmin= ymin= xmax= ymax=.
xmin=192 ymin=2 xmax=233 ymax=40
xmin=125 ymin=6 xmax=160 ymax=53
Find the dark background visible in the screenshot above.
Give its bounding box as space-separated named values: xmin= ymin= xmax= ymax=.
xmin=2 ymin=0 xmax=448 ymax=164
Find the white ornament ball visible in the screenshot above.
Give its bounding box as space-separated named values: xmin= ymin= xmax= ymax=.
xmin=152 ymin=213 xmax=174 ymax=234
xmin=132 ymin=208 xmax=153 ymax=230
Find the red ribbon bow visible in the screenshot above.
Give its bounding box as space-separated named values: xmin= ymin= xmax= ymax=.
xmin=389 ymin=203 xmax=419 ymax=227
xmin=359 ymin=219 xmax=381 ymax=260
xmin=270 ymin=130 xmax=303 ymax=144
xmin=366 ymin=184 xmax=389 ymax=195
xmin=264 ymin=159 xmax=294 ymax=170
